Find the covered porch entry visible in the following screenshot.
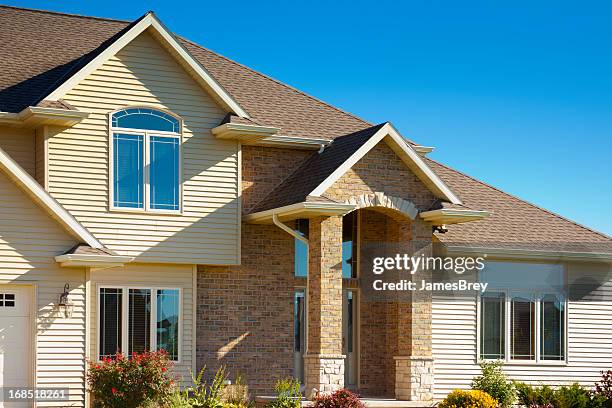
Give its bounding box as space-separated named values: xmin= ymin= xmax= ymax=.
xmin=290 ymin=200 xmax=435 ymax=400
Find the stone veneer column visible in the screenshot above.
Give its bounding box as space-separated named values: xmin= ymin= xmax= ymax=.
xmin=395 ymin=218 xmax=434 ymax=401
xmin=304 ymin=216 xmax=345 ymax=397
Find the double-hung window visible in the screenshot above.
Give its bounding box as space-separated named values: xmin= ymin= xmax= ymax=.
xmin=479 ymin=262 xmax=566 ymax=363
xmin=111 ymin=108 xmax=181 ymax=212
xmin=99 ymin=286 xmax=181 ymax=361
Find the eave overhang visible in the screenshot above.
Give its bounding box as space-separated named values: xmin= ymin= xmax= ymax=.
xmin=444 ymin=246 xmax=612 ymax=263
xmin=245 ymin=201 xmax=356 ymax=224
xmin=0 ymin=107 xmax=89 ymax=127
xmin=212 ymin=123 xmax=330 ymax=150
xmin=420 ymin=208 xmax=490 ymax=225
xmin=257 ymin=135 xmax=331 ymax=150
xmin=212 ymin=123 xmax=281 ymax=143
xmin=55 ymin=253 xmax=135 ymax=268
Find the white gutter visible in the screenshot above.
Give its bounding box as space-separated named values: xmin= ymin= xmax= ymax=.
xmin=272 ymin=213 xmax=309 ymax=354
xmin=445 ymin=246 xmax=612 ymax=262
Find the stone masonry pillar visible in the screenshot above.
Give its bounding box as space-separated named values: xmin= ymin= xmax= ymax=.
xmin=304 ymin=216 xmax=345 ymax=397
xmin=394 ymin=218 xmax=434 ymax=401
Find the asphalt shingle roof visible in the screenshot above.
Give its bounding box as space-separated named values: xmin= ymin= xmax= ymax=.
xmin=0 ymin=5 xmax=609 ymax=250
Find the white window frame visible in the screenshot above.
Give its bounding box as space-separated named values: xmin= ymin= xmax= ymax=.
xmin=108 ymin=107 xmax=183 ymax=214
xmin=97 ymin=285 xmax=183 ymax=363
xmin=476 ymin=266 xmax=568 ymax=366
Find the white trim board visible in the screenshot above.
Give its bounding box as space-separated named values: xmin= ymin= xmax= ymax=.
xmin=309 ymin=122 xmax=462 ymax=205
xmin=43 ymin=12 xmax=249 ymax=118
xmin=0 ymin=145 xmax=103 ymax=248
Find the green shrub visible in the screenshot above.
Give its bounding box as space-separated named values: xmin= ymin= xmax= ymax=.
xmin=168 ymin=366 xmax=227 ymax=408
xmin=439 ymin=389 xmax=497 ymax=408
xmin=87 ymin=350 xmax=174 ymax=408
xmin=515 ymin=382 xmax=556 ymax=407
xmin=471 ymin=361 xmax=516 ymax=407
xmin=265 ymin=379 xmax=301 ymax=408
xmin=514 ymin=382 xmax=606 ymax=408
xmin=311 ymin=389 xmax=365 ymax=408
xmin=554 ymin=383 xmax=592 ymax=408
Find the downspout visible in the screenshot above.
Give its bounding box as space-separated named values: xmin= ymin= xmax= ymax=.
xmin=272 ymin=213 xmax=309 ymax=355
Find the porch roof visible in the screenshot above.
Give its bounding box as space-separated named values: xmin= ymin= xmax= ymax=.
xmin=248 ymin=122 xmax=465 ymax=219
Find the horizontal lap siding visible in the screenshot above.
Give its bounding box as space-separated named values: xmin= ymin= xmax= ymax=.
xmin=53 ymin=31 xmax=239 ymax=264
xmin=432 ymin=267 xmax=612 ymax=400
xmin=0 ymin=169 xmax=85 ymax=407
xmin=89 ymin=263 xmax=195 ymax=382
xmin=0 ymin=126 xmax=35 ymax=176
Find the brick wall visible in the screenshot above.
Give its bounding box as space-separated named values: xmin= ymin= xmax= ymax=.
xmin=241 ymin=145 xmax=312 ymax=214
xmin=198 ymin=146 xmax=311 ymax=394
xmin=322 ymin=140 xmax=437 ymax=210
xmin=197 ymin=221 xmax=300 ymax=395
xmin=196 ymin=141 xmax=435 ymax=396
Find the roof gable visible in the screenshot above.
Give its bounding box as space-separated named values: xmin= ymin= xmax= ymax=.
xmin=39 ymin=12 xmax=248 ymax=117
xmin=0 ymin=6 xmax=369 ymax=139
xmin=250 ymin=123 xmax=460 ymax=214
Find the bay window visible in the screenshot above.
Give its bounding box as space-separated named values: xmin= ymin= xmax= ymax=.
xmin=98 ymin=287 xmax=181 ymax=361
xmin=479 ymin=262 xmax=566 ymax=363
xmin=111 ymin=108 xmax=181 ymax=212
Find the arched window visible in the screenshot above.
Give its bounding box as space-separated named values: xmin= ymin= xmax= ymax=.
xmin=111 ymin=108 xmax=181 ymax=211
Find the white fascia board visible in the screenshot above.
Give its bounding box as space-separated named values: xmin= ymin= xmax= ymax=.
xmin=420 ymin=208 xmax=490 ymax=224
xmin=55 ymin=254 xmax=134 ymax=267
xmin=445 ymin=246 xmax=612 ymax=263
xmin=0 ymin=145 xmax=103 ymax=248
xmin=19 ymin=106 xmax=89 ymax=119
xmin=44 ymin=13 xmax=249 ymax=118
xmin=212 ymin=123 xmax=280 ymax=139
xmin=258 ymin=135 xmax=331 ymax=150
xmin=244 ymin=201 xmax=356 ymax=223
xmin=309 ymin=123 xmax=462 ymax=204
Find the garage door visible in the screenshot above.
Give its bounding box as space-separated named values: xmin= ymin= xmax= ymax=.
xmin=0 ymin=286 xmax=31 ymax=407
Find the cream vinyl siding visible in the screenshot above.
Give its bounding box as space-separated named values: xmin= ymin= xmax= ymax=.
xmin=432 ymin=263 xmax=612 ymax=399
xmin=35 ymin=127 xmax=47 ymax=187
xmin=49 ymin=30 xmax=240 ymax=264
xmin=89 ymin=263 xmax=195 ymax=381
xmin=0 ymin=126 xmax=35 ymax=176
xmin=0 ymin=168 xmax=85 ymax=407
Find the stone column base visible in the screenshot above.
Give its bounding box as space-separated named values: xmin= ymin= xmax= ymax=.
xmin=303 ymin=354 xmax=346 ymax=397
xmin=394 ymin=356 xmax=434 ymax=401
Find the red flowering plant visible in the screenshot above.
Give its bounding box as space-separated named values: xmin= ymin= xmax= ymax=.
xmin=311 ymin=389 xmax=365 ymax=408
xmin=87 ymin=350 xmax=175 ymax=408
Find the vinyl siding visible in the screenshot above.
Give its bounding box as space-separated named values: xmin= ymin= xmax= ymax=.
xmin=432 ymin=263 xmax=612 ymax=399
xmin=50 ymin=30 xmax=239 ymax=264
xmin=0 ymin=126 xmax=35 ymax=176
xmin=0 ymin=167 xmax=85 ymax=407
xmin=35 ymin=127 xmax=46 ymax=187
xmin=89 ymin=263 xmax=195 ymax=382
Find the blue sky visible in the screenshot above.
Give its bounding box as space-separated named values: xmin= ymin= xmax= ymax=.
xmin=8 ymin=0 xmax=612 ymax=235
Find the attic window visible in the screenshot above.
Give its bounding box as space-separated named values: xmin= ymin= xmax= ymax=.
xmin=110 ymin=108 xmax=182 ymax=212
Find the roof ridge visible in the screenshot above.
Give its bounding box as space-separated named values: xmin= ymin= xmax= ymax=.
xmin=0 ymin=4 xmax=132 ymax=23
xmin=428 ymin=157 xmax=612 ymax=240
xmin=178 ymin=35 xmax=373 ymax=128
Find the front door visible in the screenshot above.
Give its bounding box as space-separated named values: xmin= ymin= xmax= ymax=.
xmin=343 ymin=289 xmax=357 ymax=388
xmin=0 ymin=285 xmax=32 ymax=408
